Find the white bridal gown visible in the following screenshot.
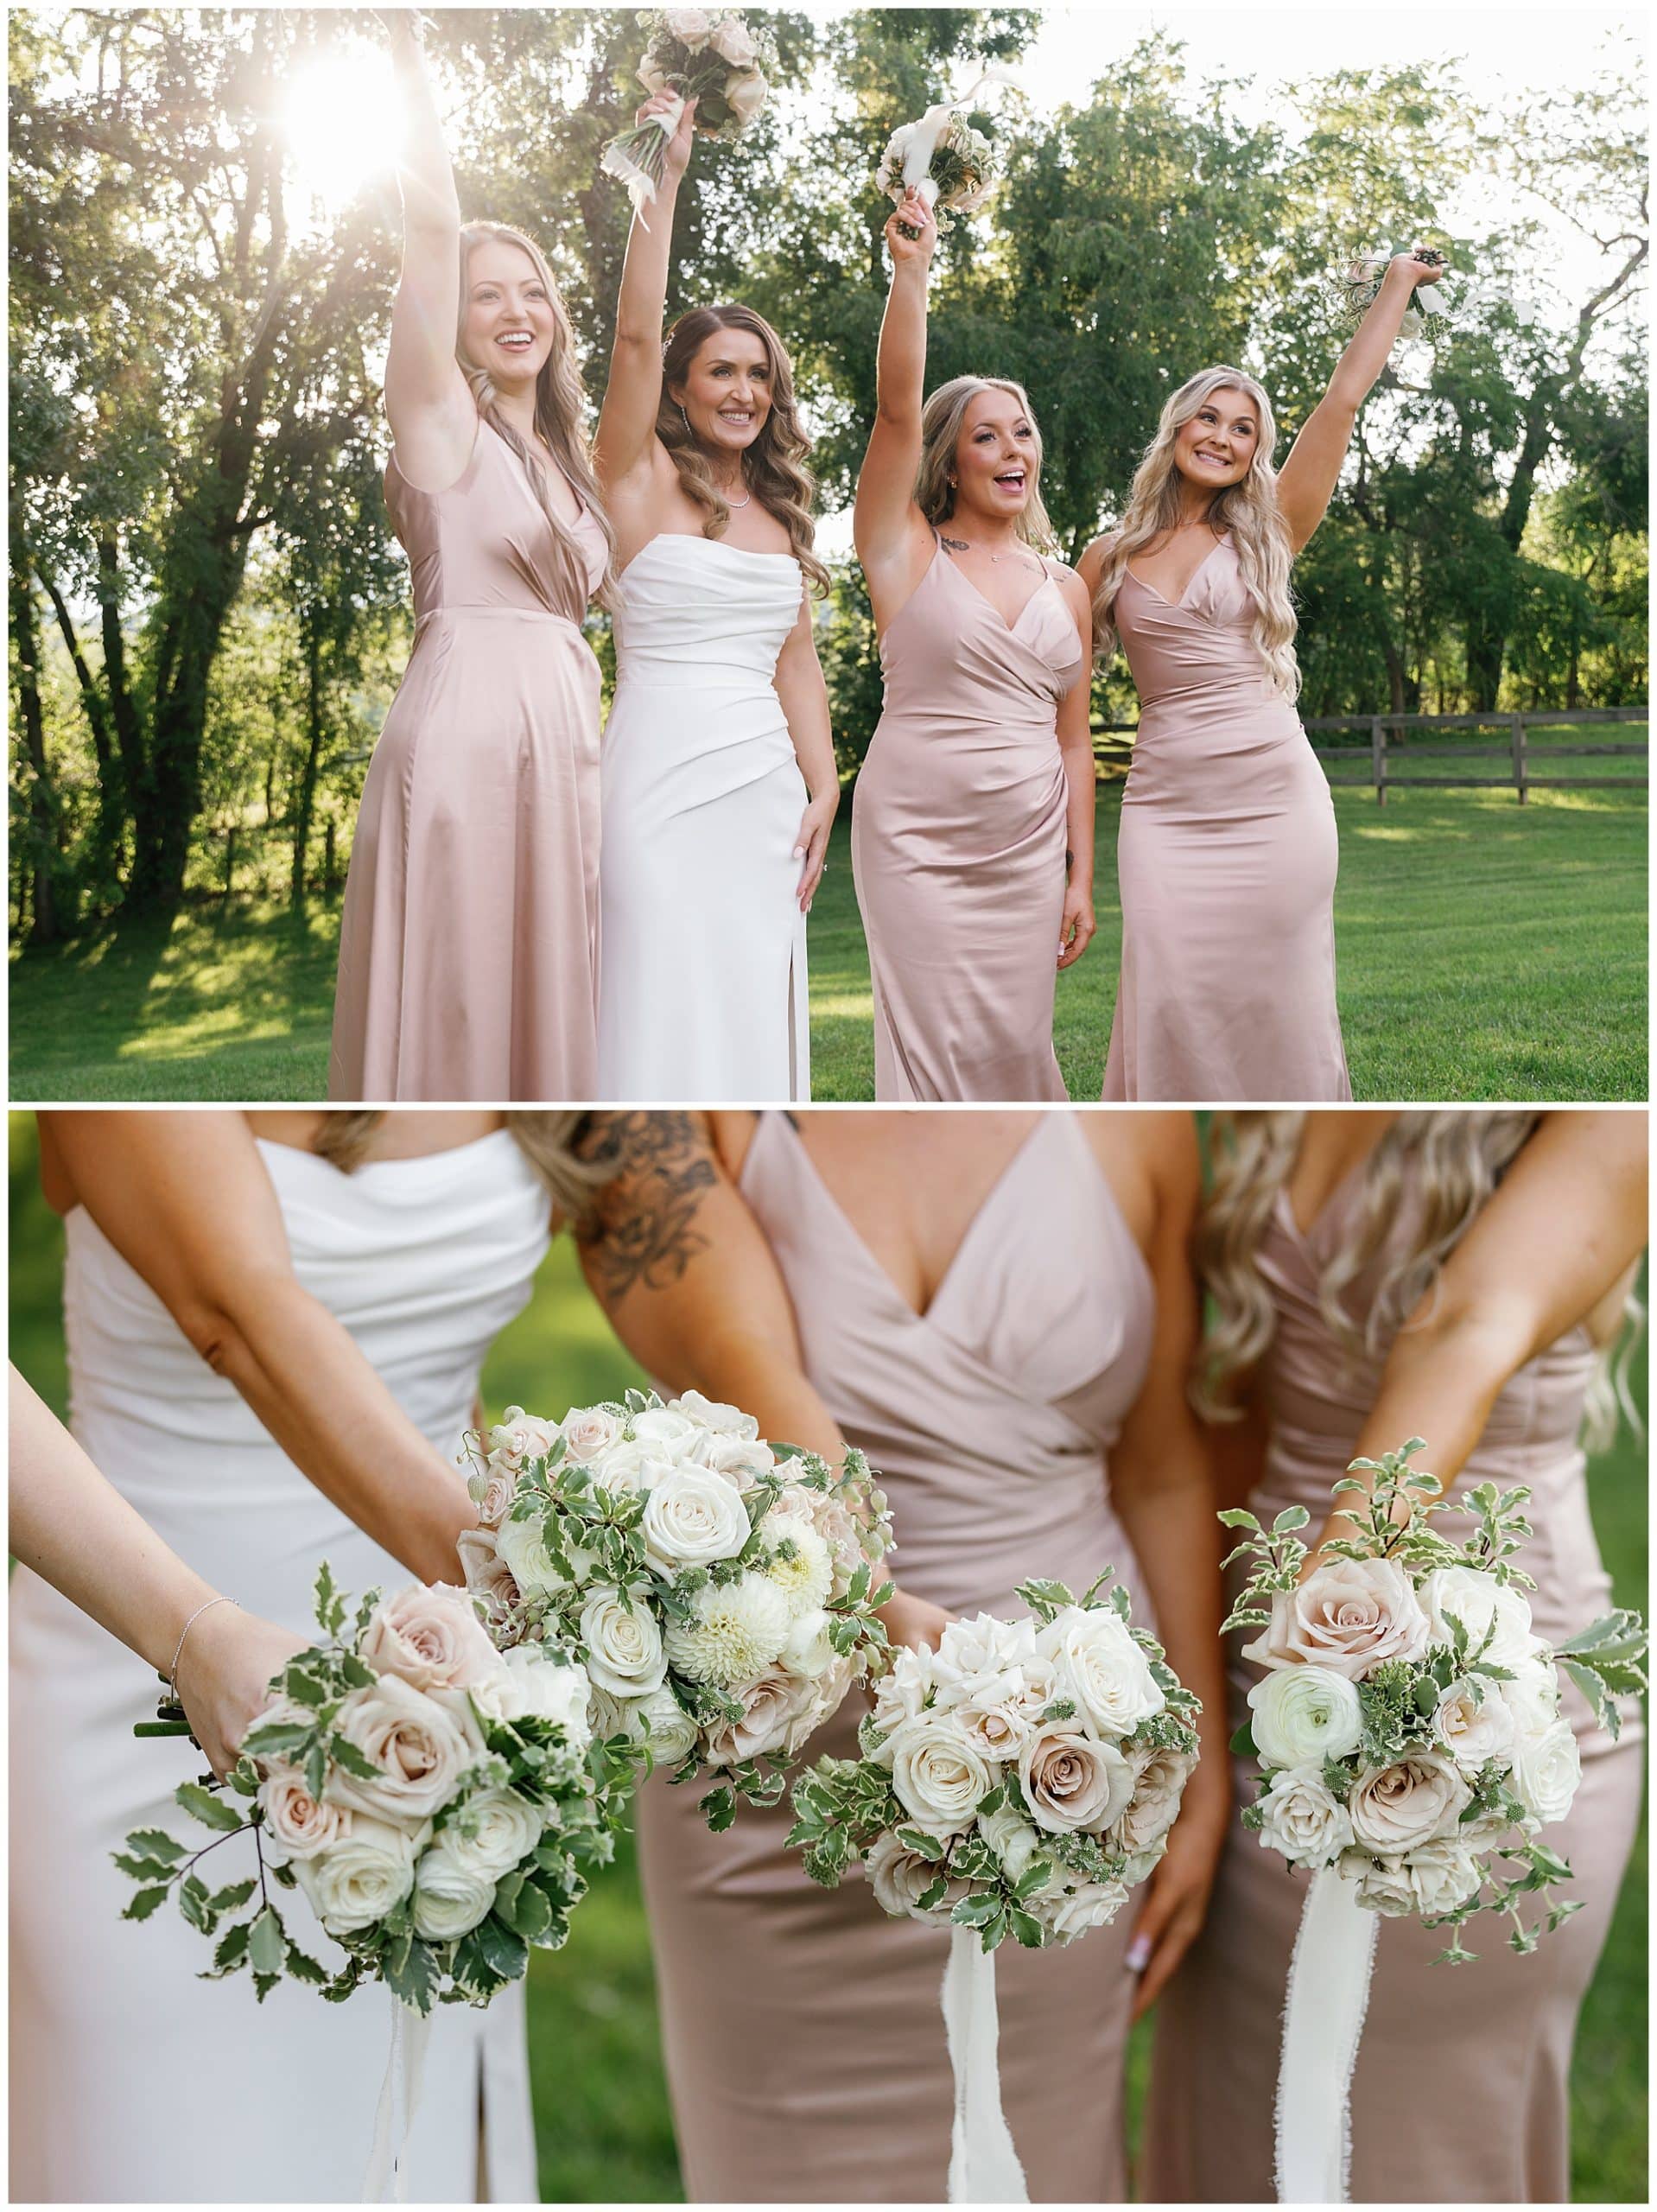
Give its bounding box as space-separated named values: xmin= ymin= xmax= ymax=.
xmin=9 ymin=1131 xmax=551 ymax=2205
xmin=598 ymin=533 xmax=811 ymax=1102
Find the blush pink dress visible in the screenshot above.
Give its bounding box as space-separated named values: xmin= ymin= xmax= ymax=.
xmin=852 ymin=545 xmax=1082 ymax=1102
xmin=329 ymin=421 xmax=606 ymax=1102
xmin=1101 ymin=537 xmax=1351 ymax=1103
xmin=636 ymin=1109 xmax=1158 ymax=2202
xmin=1143 ymin=1155 xmax=1642 ymax=2202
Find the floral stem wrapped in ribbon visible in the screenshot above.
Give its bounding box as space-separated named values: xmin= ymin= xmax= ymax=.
xmin=1222 ymin=1439 xmax=1647 ymax=2202
xmin=789 ymin=1570 xmax=1201 ymax=2202
xmin=1330 ymin=246 xmax=1451 ymax=340
xmin=874 ymin=65 xmax=1020 ymax=238
xmin=460 ymin=1389 xmax=896 ymax=1829
xmin=600 ymin=8 xmax=776 ymax=214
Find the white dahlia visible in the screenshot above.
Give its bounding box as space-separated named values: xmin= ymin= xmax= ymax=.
xmin=765 ymin=1520 xmax=834 ymax=1618
xmin=664 ymin=1573 xmax=791 ymax=1688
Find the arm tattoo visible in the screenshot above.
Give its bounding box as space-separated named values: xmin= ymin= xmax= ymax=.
xmin=575 ymin=1112 xmax=719 ymax=1301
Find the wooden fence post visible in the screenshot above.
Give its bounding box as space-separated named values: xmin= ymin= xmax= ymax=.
xmin=1371 ymin=717 xmax=1387 ymax=806
xmin=1511 ymin=712 xmax=1527 ymax=804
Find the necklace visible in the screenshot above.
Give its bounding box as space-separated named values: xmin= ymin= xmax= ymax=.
xmin=718 ymin=480 xmax=752 ymax=509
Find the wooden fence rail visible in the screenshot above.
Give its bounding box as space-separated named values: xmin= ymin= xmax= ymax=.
xmin=1092 ymin=706 xmax=1648 ymax=804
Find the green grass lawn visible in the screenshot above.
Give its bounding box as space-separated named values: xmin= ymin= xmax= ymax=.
xmin=10 ymin=778 xmax=1646 ymax=1103
xmin=9 ymin=1117 xmax=1646 ymax=2200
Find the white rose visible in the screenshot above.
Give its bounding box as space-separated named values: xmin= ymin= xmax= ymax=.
xmin=663 ymin=7 xmax=714 ymax=46
xmin=1344 ymin=1849 xmax=1417 ymax=1916
xmin=955 ymin=1669 xmax=1051 ymax=1762
xmin=1019 ymin=1727 xmax=1134 ymax=1836
xmin=1037 ymin=1607 xmax=1165 ymax=1739
xmin=1348 ymin=1752 xmax=1471 ymax=1854
xmin=1501 ymin=1654 xmax=1564 ymax=1745
xmin=866 ymin=1832 xmax=949 ymax=1923
xmin=559 ymin=1406 xmax=623 ymax=1463
xmin=1255 ymin=1765 xmax=1355 ymax=1868
xmin=689 ymin=1431 xmax=777 ymax=1488
xmin=1432 ymin=1677 xmax=1517 ymax=1774
xmin=360 ymin=1582 xmax=500 ymax=1695
xmin=670 ymin=1390 xmax=759 ymax=1440
xmin=1113 ymin=1745 xmax=1196 ymax=1857
xmin=1248 ymin=1664 xmax=1363 ymax=1770
xmin=411 ymin=1841 xmax=496 ymax=1942
xmin=663 ymin=1573 xmax=790 ymax=1689
xmin=440 ymin=1788 xmax=543 ymax=1881
xmin=1403 ymin=1836 xmax=1483 ymax=1917
xmin=327 ymin=1675 xmax=483 ymax=1826
xmin=479 ymin=1646 xmax=592 ymax=1752
xmin=630 ymin=1406 xmax=702 ymax=1452
xmin=262 ymin=1765 xmax=352 ymax=1859
xmin=580 ymin=1586 xmax=669 ymax=1699
xmin=629 ymin=1683 xmax=699 ymax=1766
xmin=1243 ymin=1557 xmax=1432 ymax=1680
xmin=703 ymin=1669 xmax=800 ymax=1767
xmin=708 ymin=16 xmax=757 ymax=67
xmin=870 ymin=1652 xmax=933 ymax=1736
xmin=1418 ymin=1567 xmax=1536 ymax=1669
xmin=295 ymin=1815 xmax=421 ymax=1936
xmin=1511 ymin=1717 xmax=1581 ymax=1825
xmin=724 ymin=68 xmax=766 ymax=127
xmin=467 ymin=1457 xmax=517 ymax=1529
xmin=977 ymin=1800 xmax=1043 ymax=1884
xmin=456 ymin=1526 xmax=521 ymax=1632
xmin=587 ymin=1440 xmax=653 ymax=1495
xmin=886 ymin=1714 xmax=995 ymax=1836
xmin=488 ymin=1407 xmax=562 ymax=1467
xmin=1048 ymin=1877 xmax=1129 ymax=1943
xmin=781 ymin=1607 xmax=836 ymax=1679
xmin=642 ymin=1464 xmax=752 ymax=1574
xmin=497 ymin=1510 xmax=571 ymax=1603
xmin=585 ymin=1686 xmax=634 ymax=1744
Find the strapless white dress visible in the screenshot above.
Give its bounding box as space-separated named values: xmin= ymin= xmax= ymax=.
xmin=9 ymin=1132 xmax=552 ymax=2203
xmin=598 ymin=534 xmax=811 ymax=1102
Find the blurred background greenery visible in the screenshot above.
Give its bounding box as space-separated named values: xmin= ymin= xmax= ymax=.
xmin=8 ymin=1111 xmax=1647 ymax=2199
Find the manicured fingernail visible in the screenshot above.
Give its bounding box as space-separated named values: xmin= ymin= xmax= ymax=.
xmin=1126 ymin=1935 xmax=1152 ymax=1972
xmin=792 ymin=847 xmax=804 ymax=859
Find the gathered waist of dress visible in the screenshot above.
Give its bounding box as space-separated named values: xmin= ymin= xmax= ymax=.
xmin=413 ymin=604 xmax=589 ymax=635
xmin=612 ymin=659 xmax=784 ymax=698
xmin=1133 ymin=674 xmax=1301 ymax=723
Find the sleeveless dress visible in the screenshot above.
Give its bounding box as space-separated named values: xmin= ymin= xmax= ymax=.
xmin=1143 ymin=1157 xmax=1643 ymax=2202
xmin=852 ymin=545 xmax=1082 ymax=1103
xmin=9 ymin=1133 xmax=552 ymax=2203
xmin=637 ymin=1110 xmax=1157 ymax=2201
xmin=1101 ymin=537 xmax=1351 ymax=1102
xmin=330 ymin=420 xmax=607 ymax=1102
xmin=598 ymin=535 xmax=809 ymax=1103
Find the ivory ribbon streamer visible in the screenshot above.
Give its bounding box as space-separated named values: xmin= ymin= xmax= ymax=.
xmin=942 ymin=1925 xmax=1029 ymax=2204
xmin=1274 ymin=1866 xmax=1379 ymax=2204
xmin=363 ymin=1995 xmax=434 ymax=2203
xmin=899 ymin=65 xmax=1022 ymax=199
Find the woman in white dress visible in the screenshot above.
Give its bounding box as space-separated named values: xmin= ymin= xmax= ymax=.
xmin=9 ymin=1109 xmax=581 ymax=2204
xmin=594 ymin=97 xmax=837 ymax=1103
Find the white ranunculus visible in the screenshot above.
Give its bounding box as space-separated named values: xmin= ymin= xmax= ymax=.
xmin=1348 ymin=1752 xmax=1470 ymax=1854
xmin=663 ymin=1573 xmax=790 ymax=1689
xmin=642 ymin=1464 xmax=752 ymax=1574
xmin=934 ymin=1611 xmax=1037 ymax=1700
xmin=1243 ymin=1556 xmax=1432 ymax=1680
xmin=870 ymin=1653 xmax=934 ymax=1736
xmin=497 ymin=1510 xmax=572 ymax=1603
xmin=1500 ymin=1654 xmax=1563 ymax=1744
xmin=1038 ymin=1607 xmax=1165 ymax=1739
xmin=327 ymin=1675 xmax=483 ymax=1826
xmin=631 ymin=1406 xmax=702 ymax=1452
xmin=587 ymin=1440 xmax=653 ymax=1495
xmin=1255 ymin=1765 xmax=1355 ymax=1868
xmin=441 ymin=1788 xmax=543 ymax=1881
xmin=295 ymin=1815 xmax=422 ymax=1936
xmin=1114 ymin=1745 xmax=1195 ymax=1856
xmin=1511 ymin=1716 xmax=1581 ymax=1825
xmin=478 ymin=1646 xmax=592 ymax=1751
xmin=559 ymin=1406 xmax=623 ymax=1463
xmin=1248 ymin=1662 xmax=1363 ymax=1770
xmin=977 ymin=1800 xmax=1043 ymax=1884
xmin=887 ymin=1713 xmax=995 ymax=1836
xmin=1418 ymin=1567 xmax=1535 ymax=1669
xmin=411 ymin=1841 xmax=497 ymax=1942
xmin=781 ymin=1606 xmax=836 ymax=1679
xmin=1403 ymin=1836 xmax=1483 ymax=1917
xmin=361 ymin=1582 xmax=501 ymax=1696
xmin=1019 ymin=1726 xmax=1134 ymax=1836
xmin=261 ymin=1765 xmax=352 ymax=1859
xmin=866 ymin=1831 xmax=950 ymax=1923
xmin=708 ymin=15 xmax=757 ymax=67
xmin=1048 ymin=1877 xmax=1129 ymax=1943
xmin=1433 ymin=1677 xmax=1517 ymax=1774
xmin=629 ymin=1683 xmax=699 ymax=1765
xmin=670 ymin=1390 xmax=759 ymax=1440
xmin=724 ymin=68 xmax=766 ymax=126
xmin=663 ymin=7 xmax=714 ymax=47
xmin=580 ymin=1586 xmax=669 ymax=1698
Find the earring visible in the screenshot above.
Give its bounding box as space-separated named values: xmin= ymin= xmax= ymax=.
xmin=679 ymin=404 xmax=693 ymax=437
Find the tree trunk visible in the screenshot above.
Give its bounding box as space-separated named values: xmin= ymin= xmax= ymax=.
xmin=290 ymin=609 xmax=325 ymax=909
xmin=37 ymin=562 xmax=126 ymax=887
xmin=10 ymin=555 xmax=59 ymax=945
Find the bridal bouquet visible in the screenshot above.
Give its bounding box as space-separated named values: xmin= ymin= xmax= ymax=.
xmin=1329 ymin=247 xmax=1451 ymax=339
xmin=118 ymin=1564 xmax=612 ymax=2017
xmin=1225 ymin=1438 xmax=1645 ymax=1957
xmin=460 ymin=1389 xmax=896 ymax=1827
xmin=874 ymin=67 xmax=1018 ymax=237
xmin=789 ymin=1570 xmax=1200 ymax=1948
xmin=600 ymin=9 xmax=776 ymax=213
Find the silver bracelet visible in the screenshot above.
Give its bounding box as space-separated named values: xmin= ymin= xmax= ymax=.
xmin=169 ymin=1595 xmax=238 ymax=1701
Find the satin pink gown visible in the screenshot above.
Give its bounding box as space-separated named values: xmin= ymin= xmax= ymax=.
xmin=637 ymin=1110 xmax=1157 ymax=2201
xmin=1101 ymin=537 xmax=1351 ymax=1103
xmin=329 ymin=420 xmax=606 ymax=1101
xmin=1144 ymin=1156 xmax=1642 ymax=2202
xmin=852 ymin=545 xmax=1081 ymax=1102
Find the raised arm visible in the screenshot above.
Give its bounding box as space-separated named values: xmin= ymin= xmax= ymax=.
xmin=772 ymin=600 xmax=839 ymax=910
xmin=1274 ymin=250 xmax=1455 ymax=554
xmin=1311 ymin=1109 xmax=1647 ymax=1557
xmin=1101 ymin=1116 xmax=1231 ymax=2018
xmin=10 ymin=1367 xmax=302 ymax=1775
xmin=594 ymin=96 xmax=697 ymax=493
xmin=853 ymin=190 xmax=939 ymax=626
xmin=40 ymin=1113 xmax=484 ymax=1586
xmin=379 ymin=10 xmax=476 ymax=493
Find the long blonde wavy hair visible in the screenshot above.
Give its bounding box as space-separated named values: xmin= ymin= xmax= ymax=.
xmin=657 ymin=305 xmax=829 ymax=591
xmin=311 ymin=1113 xmax=610 ymax=1230
xmin=456 ymin=222 xmax=619 ymax=611
xmin=915 ymin=376 xmax=1060 ymax=556
xmin=1192 ymin=1111 xmax=1639 ymax=1453
xmin=1089 ymin=365 xmax=1298 ymax=696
